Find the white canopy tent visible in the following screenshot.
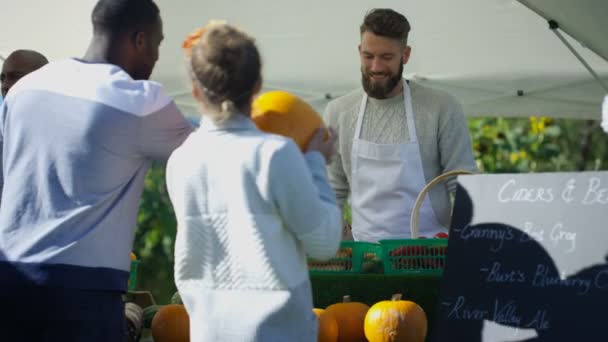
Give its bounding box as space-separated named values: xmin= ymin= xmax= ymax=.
xmin=1 ymin=0 xmax=607 ymax=120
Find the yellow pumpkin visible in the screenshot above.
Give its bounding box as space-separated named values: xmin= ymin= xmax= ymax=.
xmin=251 ymin=90 xmax=327 ymax=151
xmin=324 ymin=295 xmax=369 ymax=342
xmin=151 ymin=304 xmax=190 ymax=342
xmin=313 ymin=308 xmax=339 ymax=342
xmin=364 ymin=294 xmax=427 ymax=342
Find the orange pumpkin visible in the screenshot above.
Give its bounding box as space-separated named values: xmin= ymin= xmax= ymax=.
xmin=364 ymin=294 xmax=427 ymax=342
xmin=151 ymin=304 xmax=190 ymax=342
xmin=251 ymin=90 xmax=327 ymax=151
xmin=313 ymin=308 xmax=339 ymax=342
xmin=324 ymin=295 xmax=369 ymax=342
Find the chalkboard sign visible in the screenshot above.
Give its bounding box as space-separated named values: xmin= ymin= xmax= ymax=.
xmin=433 ymin=171 xmax=608 ymax=342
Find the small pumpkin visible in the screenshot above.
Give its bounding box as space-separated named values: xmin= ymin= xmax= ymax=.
xmin=151 ymin=304 xmax=190 ymax=342
xmin=364 ymin=294 xmax=427 ymax=342
xmin=314 ymin=308 xmax=339 ymax=342
xmin=251 ymin=90 xmax=327 ymax=151
xmin=324 ymin=295 xmax=369 ymax=342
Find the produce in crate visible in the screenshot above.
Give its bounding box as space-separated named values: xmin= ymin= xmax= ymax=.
xmin=364 ymin=294 xmax=427 ymax=342
xmin=360 ymin=252 xmax=384 ymax=274
xmin=251 ymin=90 xmax=328 ymax=151
xmin=324 ymin=295 xmax=370 ymax=342
xmin=313 ymin=308 xmax=339 ymax=342
xmin=388 ymin=245 xmax=427 ymax=270
xmin=337 ymin=248 xmax=353 ymax=258
xmin=308 ymin=261 xmax=351 ymax=272
xmin=308 ymin=245 xmax=353 ymax=272
xmin=384 ymin=240 xmax=447 ymax=272
xmin=151 ymin=304 xmax=190 ymax=342
xmin=308 ymin=242 xmax=383 ymax=274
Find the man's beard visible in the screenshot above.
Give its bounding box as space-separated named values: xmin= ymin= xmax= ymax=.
xmin=361 ymin=61 xmax=403 ymax=99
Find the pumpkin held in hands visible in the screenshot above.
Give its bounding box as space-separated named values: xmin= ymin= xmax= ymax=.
xmin=151 ymin=304 xmax=190 ymax=342
xmin=251 ymin=90 xmax=328 ymax=151
xmin=364 ymin=294 xmax=427 ymax=342
xmin=324 ymin=295 xmax=370 ymax=342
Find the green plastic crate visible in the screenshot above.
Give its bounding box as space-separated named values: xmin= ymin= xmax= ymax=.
xmin=379 ymin=238 xmax=447 ymax=275
xmin=128 ymin=260 xmax=140 ymax=290
xmin=308 ymin=241 xmax=382 ymax=274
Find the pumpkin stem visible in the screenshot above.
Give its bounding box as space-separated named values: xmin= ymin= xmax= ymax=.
xmin=342 ymin=295 xmax=352 ymax=303
xmin=392 ymin=293 xmax=403 ymax=301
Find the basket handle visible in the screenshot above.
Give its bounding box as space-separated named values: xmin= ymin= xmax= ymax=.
xmin=410 ymin=170 xmax=474 ymax=238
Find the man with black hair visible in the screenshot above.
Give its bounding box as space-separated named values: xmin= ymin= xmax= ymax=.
xmin=324 ymin=8 xmax=477 ymax=242
xmin=1 ymin=49 xmax=48 ymax=98
xmin=0 ymin=0 xmax=193 ymax=340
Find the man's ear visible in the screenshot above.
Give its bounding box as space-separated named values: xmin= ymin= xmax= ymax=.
xmin=402 ymin=46 xmax=412 ymax=64
xmin=134 ymin=31 xmax=147 ymax=51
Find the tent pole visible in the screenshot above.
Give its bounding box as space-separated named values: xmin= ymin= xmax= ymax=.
xmin=549 ymin=20 xmax=608 ymax=93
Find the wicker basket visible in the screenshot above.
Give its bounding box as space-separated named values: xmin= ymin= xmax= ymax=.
xmin=380 ymin=170 xmax=474 ymax=275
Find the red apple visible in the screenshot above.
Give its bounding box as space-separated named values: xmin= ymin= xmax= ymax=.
xmin=434 ymin=232 xmax=449 ymax=239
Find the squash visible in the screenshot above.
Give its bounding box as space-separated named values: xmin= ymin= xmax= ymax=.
xmin=313 ymin=308 xmax=339 ymax=342
xmin=151 ymin=304 xmax=190 ymax=342
xmin=324 ymin=295 xmax=369 ymax=342
xmin=364 ymin=294 xmax=427 ymax=342
xmin=251 ymin=90 xmax=327 ymax=151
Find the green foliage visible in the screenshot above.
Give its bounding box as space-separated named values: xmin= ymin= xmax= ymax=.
xmin=132 ymin=117 xmax=608 ymax=304
xmin=469 ymin=117 xmax=607 ymax=173
xmin=132 ymin=163 xmax=177 ymax=304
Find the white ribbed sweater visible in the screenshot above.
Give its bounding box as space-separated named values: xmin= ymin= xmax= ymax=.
xmin=166 ymin=115 xmax=342 ymax=341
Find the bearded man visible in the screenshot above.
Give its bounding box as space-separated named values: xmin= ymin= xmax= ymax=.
xmin=323 ymin=8 xmax=477 ymax=242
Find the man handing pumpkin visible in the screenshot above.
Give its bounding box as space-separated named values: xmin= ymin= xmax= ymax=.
xmin=323 ymin=9 xmax=478 ymax=242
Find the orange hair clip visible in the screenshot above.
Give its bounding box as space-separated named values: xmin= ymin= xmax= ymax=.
xmin=182 ymin=20 xmax=228 ymax=57
xmin=182 ymin=27 xmax=205 ymax=57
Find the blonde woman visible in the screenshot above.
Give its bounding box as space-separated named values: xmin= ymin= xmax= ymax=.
xmin=166 ymin=23 xmax=342 ymax=341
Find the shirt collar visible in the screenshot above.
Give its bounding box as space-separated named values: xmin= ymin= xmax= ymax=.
xmin=198 ymin=113 xmax=258 ymax=132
